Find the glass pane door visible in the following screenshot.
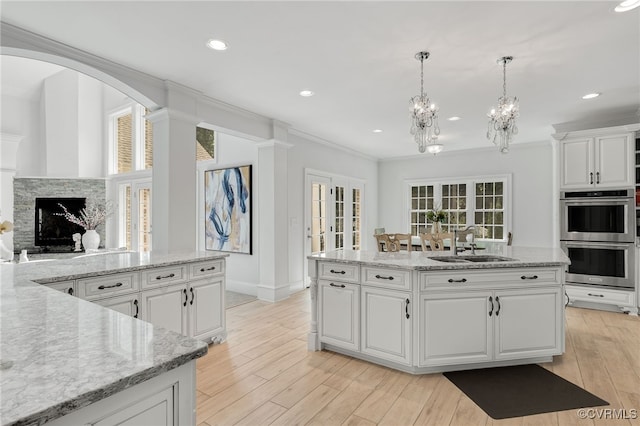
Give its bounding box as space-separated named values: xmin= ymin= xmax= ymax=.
xmin=310 ymin=182 xmax=328 ymax=255
xmin=334 ymin=185 xmax=345 ymax=249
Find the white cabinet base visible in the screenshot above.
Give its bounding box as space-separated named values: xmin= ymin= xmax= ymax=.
xmin=324 ymin=343 xmax=552 ymax=375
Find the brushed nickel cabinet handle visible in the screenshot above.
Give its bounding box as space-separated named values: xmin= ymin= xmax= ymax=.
xmin=200 ymin=266 xmax=216 ymax=272
xmin=156 ymin=273 xmax=176 ymax=280
xmin=329 ymin=283 xmax=346 ymax=288
xmin=375 ymin=274 xmax=394 ymax=280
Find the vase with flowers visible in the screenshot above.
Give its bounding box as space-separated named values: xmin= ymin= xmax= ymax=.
xmin=426 ymin=207 xmax=447 ymax=234
xmin=58 ymin=201 xmax=112 ymax=251
xmin=0 ymin=220 xmax=14 ymax=261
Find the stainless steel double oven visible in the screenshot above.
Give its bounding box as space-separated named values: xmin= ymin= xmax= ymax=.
xmin=560 ymin=189 xmax=636 ymax=289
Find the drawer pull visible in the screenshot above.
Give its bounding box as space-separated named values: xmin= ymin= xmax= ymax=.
xmin=489 ymin=296 xmax=494 ymax=317
xmin=134 ymin=299 xmax=139 ymax=318
xmin=521 ymin=275 xmax=538 ymax=280
xmin=375 ymin=274 xmax=394 ymax=280
xmin=495 ymin=296 xmax=501 ymax=316
xmin=587 ymin=293 xmax=604 ymax=298
xmin=200 ymin=266 xmax=216 ymax=272
xmin=329 ymin=269 xmax=346 ymax=275
xmin=67 ymin=288 xmax=74 ymax=296
xmin=156 ymin=273 xmax=176 ymax=280
xmin=447 ymin=278 xmax=467 ymax=283
xmin=190 ymin=288 xmax=195 ymax=305
xmin=329 ymin=283 xmax=346 ymax=288
xmin=98 ymin=282 xmax=123 ymax=290
xmin=183 ymin=289 xmax=188 ymax=306
xmin=405 ymin=298 xmax=410 ymax=319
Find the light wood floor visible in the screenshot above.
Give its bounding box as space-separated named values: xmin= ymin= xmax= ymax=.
xmin=196 ymin=289 xmax=640 ymax=426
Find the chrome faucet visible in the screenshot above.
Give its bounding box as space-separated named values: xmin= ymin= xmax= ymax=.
xmin=453 ymin=226 xmax=477 ymax=255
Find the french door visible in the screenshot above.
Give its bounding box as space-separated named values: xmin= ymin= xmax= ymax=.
xmin=304 ymin=170 xmax=364 ymax=284
xmin=117 ymin=178 xmax=152 ymax=251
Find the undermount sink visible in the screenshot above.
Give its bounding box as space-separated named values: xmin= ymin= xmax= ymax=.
xmin=429 ymin=255 xmax=515 ymax=263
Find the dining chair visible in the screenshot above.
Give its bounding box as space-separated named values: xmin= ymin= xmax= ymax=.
xmin=374 ymin=233 xmax=390 ymax=252
xmin=420 ymin=232 xmax=453 ymax=251
xmin=391 ymin=233 xmax=412 ymax=252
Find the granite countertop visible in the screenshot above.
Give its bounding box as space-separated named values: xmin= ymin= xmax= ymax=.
xmin=0 ymin=250 xmax=227 ymax=426
xmin=308 ymin=245 xmax=570 ymax=270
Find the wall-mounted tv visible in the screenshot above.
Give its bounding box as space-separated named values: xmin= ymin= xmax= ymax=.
xmin=34 ymin=198 xmax=86 ymax=246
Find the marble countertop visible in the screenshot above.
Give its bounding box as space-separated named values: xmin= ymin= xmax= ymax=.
xmin=308 ymin=245 xmax=570 ymax=270
xmin=0 ymin=251 xmax=227 ymax=426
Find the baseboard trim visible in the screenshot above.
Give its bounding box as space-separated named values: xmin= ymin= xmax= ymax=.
xmin=226 ymin=279 xmax=258 ymax=297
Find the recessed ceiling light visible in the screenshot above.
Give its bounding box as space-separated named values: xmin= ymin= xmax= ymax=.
xmin=615 ymin=0 xmax=640 ymax=12
xmin=582 ymin=93 xmax=601 ymax=99
xmin=447 ymin=116 xmax=462 ymax=121
xmin=206 ymin=39 xmax=228 ymax=51
xmin=372 ymin=129 xmax=383 ymax=133
xmin=299 ymin=90 xmax=314 ymax=97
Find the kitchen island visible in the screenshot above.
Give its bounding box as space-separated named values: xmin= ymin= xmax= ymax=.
xmin=0 ymin=251 xmax=227 ymax=426
xmin=308 ymin=246 xmax=570 ymax=374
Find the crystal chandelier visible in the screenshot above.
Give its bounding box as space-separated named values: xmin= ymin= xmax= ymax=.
xmin=487 ymin=56 xmax=519 ymax=153
xmin=410 ymin=51 xmax=441 ymax=154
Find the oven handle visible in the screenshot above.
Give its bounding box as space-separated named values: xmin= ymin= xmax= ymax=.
xmin=561 ymin=241 xmax=634 ymax=250
xmin=560 ymin=199 xmax=633 ymax=205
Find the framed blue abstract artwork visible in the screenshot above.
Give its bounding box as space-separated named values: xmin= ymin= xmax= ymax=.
xmin=204 ymin=165 xmax=252 ymax=254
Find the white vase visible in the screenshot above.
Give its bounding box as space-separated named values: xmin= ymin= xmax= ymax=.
xmin=431 ymin=222 xmax=442 ymax=234
xmin=82 ymin=229 xmax=100 ymax=251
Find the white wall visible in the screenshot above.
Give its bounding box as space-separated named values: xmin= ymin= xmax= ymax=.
xmin=287 ymin=132 xmax=379 ymax=286
xmin=378 ymin=142 xmax=556 ymax=248
xmin=197 ymin=132 xmax=260 ymax=295
xmin=1 ymin=95 xmax=42 ymax=176
xmin=78 ymin=74 xmax=104 ymax=177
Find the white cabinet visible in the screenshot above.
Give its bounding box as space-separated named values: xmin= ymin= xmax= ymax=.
xmin=94 ymin=293 xmax=140 ymax=319
xmin=141 ymin=278 xmax=225 ymax=341
xmin=420 ymin=286 xmax=562 ymax=367
xmin=559 ymin=132 xmax=634 ymax=189
xmin=189 ymin=278 xmax=225 ymax=341
xmin=141 ymin=285 xmax=189 ymax=336
xmin=47 ymin=361 xmax=195 ymax=426
xmin=420 ymin=292 xmax=492 ymax=366
xmin=361 ymin=286 xmax=412 ymax=365
xmin=319 ymin=280 xmax=359 ymax=351
xmin=494 ymin=287 xmax=563 ymax=360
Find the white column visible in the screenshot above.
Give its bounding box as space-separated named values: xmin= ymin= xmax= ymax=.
xmin=1 ymin=133 xmax=23 ymax=254
xmin=257 ymin=121 xmax=292 ymax=302
xmin=146 ymin=108 xmax=198 ymax=252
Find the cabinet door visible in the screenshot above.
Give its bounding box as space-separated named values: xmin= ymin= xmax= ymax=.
xmin=494 ymin=287 xmax=562 ymax=360
xmin=361 ymin=287 xmax=411 ymax=365
xmin=91 ymin=386 xmax=175 ymax=426
xmin=188 ymin=278 xmax=224 ymax=341
xmin=319 ymin=280 xmax=360 ymax=351
xmin=595 ymin=134 xmax=633 ymax=188
xmin=94 ymin=294 xmax=140 ymax=319
xmin=141 ymin=285 xmax=188 ymax=336
xmin=560 ymin=138 xmax=594 ymax=189
xmin=420 ymin=292 xmax=492 ymax=367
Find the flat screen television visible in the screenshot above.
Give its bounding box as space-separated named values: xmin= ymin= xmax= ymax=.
xmin=35 ymin=197 xmax=86 ymax=246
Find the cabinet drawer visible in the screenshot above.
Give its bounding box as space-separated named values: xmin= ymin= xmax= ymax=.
xmin=190 ymin=259 xmax=225 ymax=279
xmin=566 ymin=285 xmax=635 ymax=307
xmin=46 ymin=280 xmax=76 ymax=296
xmin=78 ymin=273 xmax=139 ymax=300
xmin=362 ymin=267 xmax=412 ymax=291
xmin=420 ymin=268 xmax=561 ymax=290
xmin=318 ymin=262 xmax=360 ymax=283
xmin=141 ymin=265 xmax=188 ymax=289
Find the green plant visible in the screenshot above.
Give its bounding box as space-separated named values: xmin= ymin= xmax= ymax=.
xmin=426 ymin=208 xmax=447 ymax=223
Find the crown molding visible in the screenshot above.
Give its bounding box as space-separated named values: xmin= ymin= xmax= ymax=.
xmin=552 ymin=123 xmax=640 ymax=141
xmin=288 ymin=128 xmax=378 ymax=162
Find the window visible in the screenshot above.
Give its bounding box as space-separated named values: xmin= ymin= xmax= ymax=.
xmin=334 ymin=186 xmax=345 ymax=249
xmin=352 ymin=187 xmax=361 ymax=250
xmin=108 ymin=104 xmax=152 ymax=174
xmin=196 ymin=126 xmax=216 ymax=161
xmin=407 ymin=176 xmax=510 ymax=240
xmin=409 ymin=185 xmax=434 ymax=235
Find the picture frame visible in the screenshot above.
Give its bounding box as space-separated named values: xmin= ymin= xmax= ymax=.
xmin=204 ymin=165 xmax=252 ymax=254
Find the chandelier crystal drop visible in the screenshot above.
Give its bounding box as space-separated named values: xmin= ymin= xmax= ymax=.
xmin=487 ymin=56 xmax=519 ymax=154
xmin=410 ymin=51 xmax=441 ymax=154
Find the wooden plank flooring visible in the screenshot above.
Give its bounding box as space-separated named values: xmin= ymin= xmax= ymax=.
xmin=197 ymin=289 xmax=640 ymax=425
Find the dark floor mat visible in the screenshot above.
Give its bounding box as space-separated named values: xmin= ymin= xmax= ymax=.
xmin=444 ymin=364 xmax=608 ymax=419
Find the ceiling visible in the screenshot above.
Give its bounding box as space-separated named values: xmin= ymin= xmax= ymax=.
xmin=1 ymin=1 xmax=639 ymax=159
